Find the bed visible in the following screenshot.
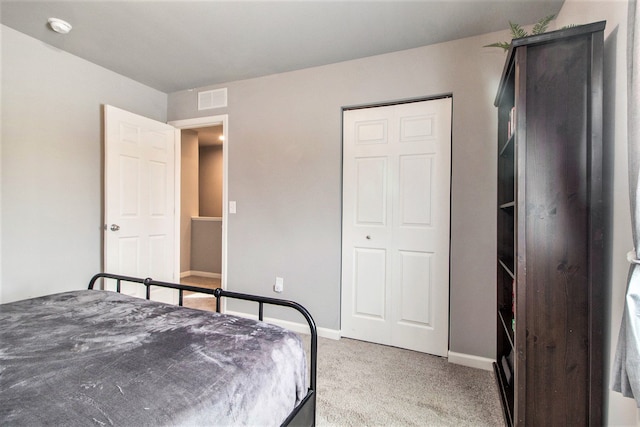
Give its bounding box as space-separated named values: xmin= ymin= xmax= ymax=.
xmin=0 ymin=273 xmax=317 ymax=426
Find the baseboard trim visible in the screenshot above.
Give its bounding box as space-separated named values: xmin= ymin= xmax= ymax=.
xmin=447 ymin=351 xmax=494 ymax=371
xmin=225 ymin=310 xmax=340 ymax=340
xmin=180 ymin=271 xmax=221 ymax=279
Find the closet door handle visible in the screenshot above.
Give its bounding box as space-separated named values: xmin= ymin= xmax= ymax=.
xmin=110 ymin=224 xmax=120 ymax=232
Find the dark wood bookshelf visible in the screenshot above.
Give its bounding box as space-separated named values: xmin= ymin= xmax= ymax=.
xmin=493 ymin=21 xmax=605 ymax=427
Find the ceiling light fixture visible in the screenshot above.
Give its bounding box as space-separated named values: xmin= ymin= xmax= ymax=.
xmin=48 ymin=18 xmax=72 ymax=34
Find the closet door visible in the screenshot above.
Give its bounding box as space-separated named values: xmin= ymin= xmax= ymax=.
xmin=341 ymin=98 xmax=451 ymax=356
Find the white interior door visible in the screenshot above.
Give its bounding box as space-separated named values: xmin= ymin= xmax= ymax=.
xmin=104 ymin=105 xmax=177 ymax=301
xmin=341 ymin=98 xmax=452 ymax=356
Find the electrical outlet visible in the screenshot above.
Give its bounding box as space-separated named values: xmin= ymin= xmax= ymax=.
xmin=274 ymin=277 xmax=284 ymax=293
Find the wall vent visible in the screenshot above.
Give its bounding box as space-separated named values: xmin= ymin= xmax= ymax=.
xmin=198 ymin=88 xmax=227 ymax=110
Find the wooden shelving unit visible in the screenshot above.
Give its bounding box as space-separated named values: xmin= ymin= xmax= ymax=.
xmin=493 ymin=21 xmax=606 ymax=426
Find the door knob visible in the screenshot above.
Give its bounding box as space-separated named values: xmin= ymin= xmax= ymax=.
xmin=110 ymin=224 xmax=120 ymax=232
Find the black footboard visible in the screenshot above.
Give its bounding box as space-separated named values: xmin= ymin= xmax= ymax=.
xmin=88 ymin=273 xmax=317 ymax=427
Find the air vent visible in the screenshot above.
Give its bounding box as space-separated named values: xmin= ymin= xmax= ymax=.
xmin=198 ymin=88 xmax=227 ymax=110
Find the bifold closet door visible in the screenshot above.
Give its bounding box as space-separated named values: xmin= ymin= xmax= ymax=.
xmin=341 ymin=98 xmax=451 ymax=356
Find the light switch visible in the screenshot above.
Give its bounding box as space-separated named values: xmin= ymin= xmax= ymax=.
xmin=229 ymin=201 xmax=237 ymax=214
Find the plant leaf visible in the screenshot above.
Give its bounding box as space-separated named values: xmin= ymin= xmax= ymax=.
xmin=509 ymin=21 xmax=528 ymax=39
xmin=532 ymin=14 xmax=555 ymax=35
xmin=483 ymin=42 xmax=511 ymax=51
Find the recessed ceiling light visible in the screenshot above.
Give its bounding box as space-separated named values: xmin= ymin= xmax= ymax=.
xmin=48 ymin=18 xmax=72 ymax=35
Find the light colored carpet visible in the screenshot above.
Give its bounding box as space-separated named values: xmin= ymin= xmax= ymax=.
xmin=307 ymin=336 xmax=505 ymax=427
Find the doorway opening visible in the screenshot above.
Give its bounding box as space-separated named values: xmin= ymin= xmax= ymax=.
xmin=169 ymin=115 xmax=228 ymax=301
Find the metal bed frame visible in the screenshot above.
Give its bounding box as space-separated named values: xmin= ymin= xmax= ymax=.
xmin=88 ymin=273 xmax=317 ymax=427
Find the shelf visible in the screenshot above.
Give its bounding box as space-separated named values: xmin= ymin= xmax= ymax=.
xmin=499 ymin=134 xmax=514 ymax=157
xmin=499 ymin=308 xmax=515 ymax=351
xmin=493 ymin=362 xmax=514 ymax=427
xmin=499 ymin=258 xmax=515 ymax=279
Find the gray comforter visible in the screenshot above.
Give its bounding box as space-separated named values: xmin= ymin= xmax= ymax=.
xmin=0 ymin=290 xmax=307 ymax=426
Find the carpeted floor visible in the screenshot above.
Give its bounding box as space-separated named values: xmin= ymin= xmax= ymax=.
xmin=306 ymin=336 xmax=505 ymax=427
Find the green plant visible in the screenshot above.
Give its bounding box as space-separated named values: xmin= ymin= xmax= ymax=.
xmin=485 ymin=14 xmax=556 ymax=51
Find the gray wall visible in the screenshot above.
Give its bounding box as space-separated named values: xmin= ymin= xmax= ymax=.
xmin=199 ymin=145 xmax=223 ymax=217
xmin=191 ymin=218 xmax=222 ymax=274
xmin=169 ymin=31 xmax=507 ymax=358
xmin=1 ymin=25 xmax=167 ymax=303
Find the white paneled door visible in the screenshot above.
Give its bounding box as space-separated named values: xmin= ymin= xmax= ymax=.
xmin=341 ymin=98 xmax=452 ymax=356
xmin=104 ymin=105 xmax=177 ymax=300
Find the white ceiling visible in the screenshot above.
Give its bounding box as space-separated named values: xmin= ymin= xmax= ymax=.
xmin=1 ymin=0 xmax=564 ymax=93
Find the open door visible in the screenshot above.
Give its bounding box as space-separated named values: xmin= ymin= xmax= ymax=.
xmin=104 ymin=105 xmax=178 ymax=301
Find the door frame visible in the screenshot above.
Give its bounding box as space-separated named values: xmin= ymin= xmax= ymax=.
xmin=168 ymin=115 xmax=229 ymax=291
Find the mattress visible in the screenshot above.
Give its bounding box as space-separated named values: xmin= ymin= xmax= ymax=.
xmin=0 ymin=289 xmax=307 ymax=426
